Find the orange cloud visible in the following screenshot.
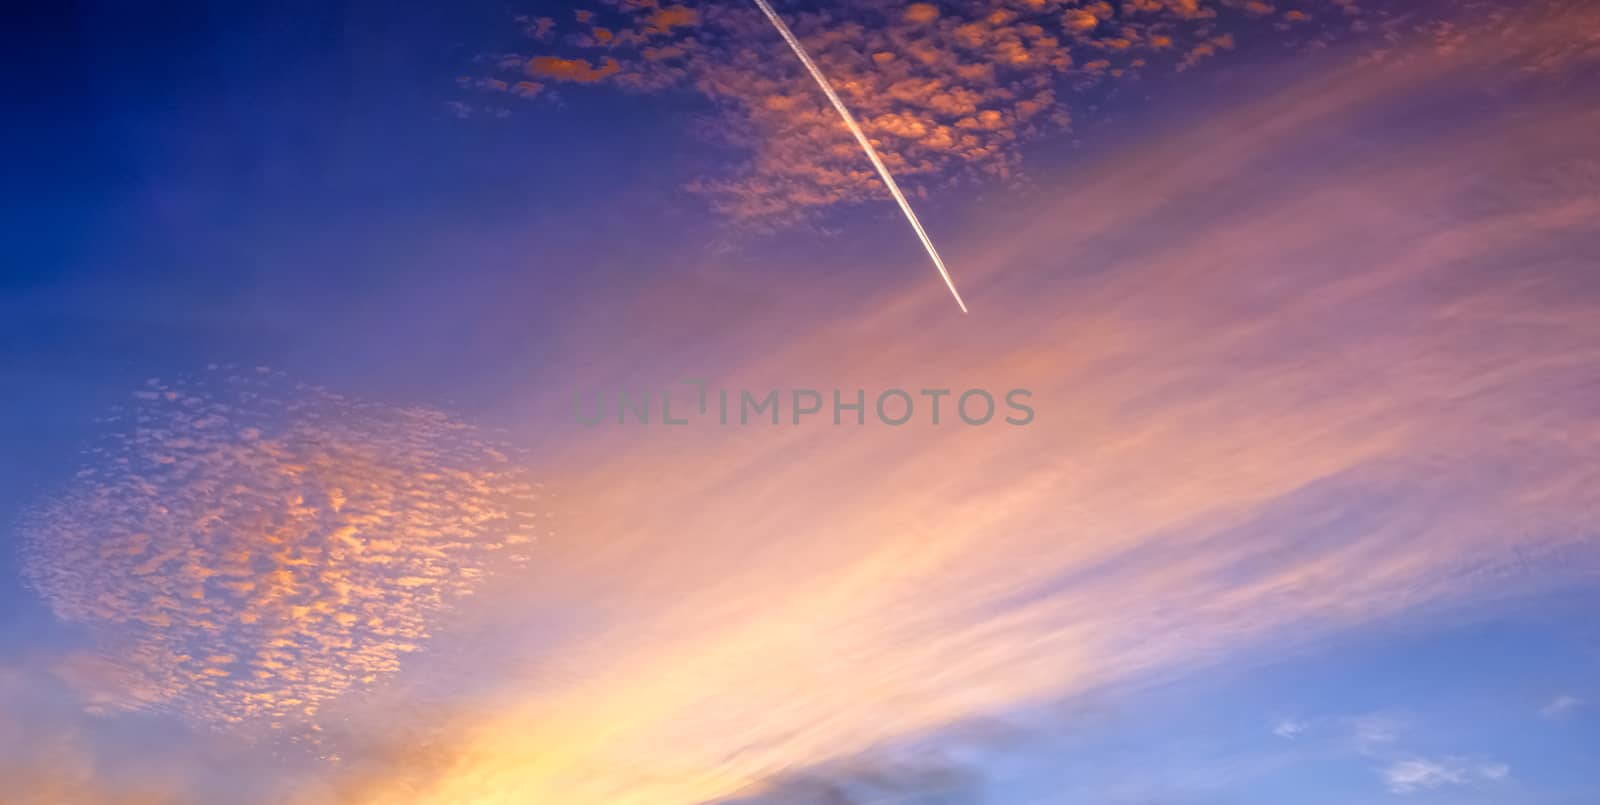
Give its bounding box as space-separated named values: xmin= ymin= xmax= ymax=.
xmin=527 ymin=55 xmax=622 ymax=83
xmin=904 ymin=3 xmax=942 ymax=24
xmin=472 ymin=0 xmax=1420 ymax=226
xmin=646 ymin=6 xmax=699 ymax=34
xmin=21 ymin=370 xmax=545 ymax=731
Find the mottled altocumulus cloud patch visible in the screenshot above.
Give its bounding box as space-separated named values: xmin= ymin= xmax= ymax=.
xmin=21 ymin=368 xmax=545 ymax=729
xmin=460 ymin=0 xmax=1419 ymax=227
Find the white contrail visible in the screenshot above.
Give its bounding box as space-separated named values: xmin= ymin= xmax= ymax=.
xmin=750 ymin=0 xmax=969 ymax=314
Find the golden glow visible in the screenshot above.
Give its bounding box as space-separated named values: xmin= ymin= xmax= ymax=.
xmin=310 ymin=11 xmax=1600 ymax=801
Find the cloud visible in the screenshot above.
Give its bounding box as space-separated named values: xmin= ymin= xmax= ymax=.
xmin=903 ymin=3 xmax=942 ymax=25
xmin=305 ymin=10 xmax=1600 ymax=799
xmin=526 ymin=55 xmax=622 ymax=83
xmin=463 ymin=0 xmax=1600 ymax=229
xmin=464 ymin=0 xmax=1397 ymax=227
xmin=20 ymin=369 xmax=545 ymax=732
xmin=1478 ymin=762 xmax=1511 ymax=781
xmin=1381 ymin=757 xmax=1509 ymax=794
xmin=1272 ymin=718 xmax=1307 ymax=739
xmin=1381 ymin=758 xmax=1466 ymax=794
xmin=645 ymin=6 xmax=699 ymax=34
xmin=0 ymin=663 xmax=194 ymax=805
xmin=707 ymin=759 xmax=982 ymax=805
xmin=1539 ymin=694 xmax=1583 ymax=719
xmin=1345 ymin=714 xmax=1404 ymax=754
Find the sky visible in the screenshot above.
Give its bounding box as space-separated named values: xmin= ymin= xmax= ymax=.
xmin=4 ymin=0 xmax=1599 ymax=802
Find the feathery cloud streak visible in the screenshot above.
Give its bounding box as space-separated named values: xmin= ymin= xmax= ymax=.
xmin=316 ymin=7 xmax=1600 ymax=802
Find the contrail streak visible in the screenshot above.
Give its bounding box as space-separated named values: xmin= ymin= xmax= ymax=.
xmin=750 ymin=0 xmax=970 ymax=313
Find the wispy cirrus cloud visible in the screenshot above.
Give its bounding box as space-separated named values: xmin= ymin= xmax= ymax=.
xmin=1272 ymin=718 xmax=1308 ymax=739
xmin=1381 ymin=757 xmax=1510 ymax=795
xmin=309 ymin=7 xmax=1600 ymax=801
xmin=1539 ymin=694 xmax=1582 ymax=719
xmin=0 ymin=661 xmax=197 ymax=805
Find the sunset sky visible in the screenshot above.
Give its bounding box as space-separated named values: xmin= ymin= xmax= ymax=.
xmin=4 ymin=1 xmax=1599 ymax=803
